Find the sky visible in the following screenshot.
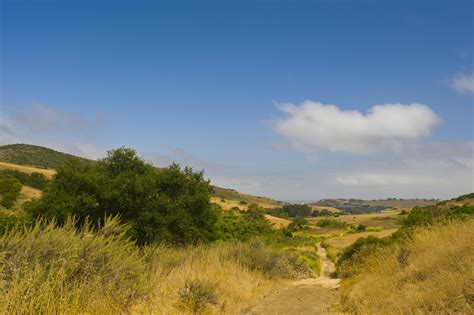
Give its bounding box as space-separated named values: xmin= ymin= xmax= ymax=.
xmin=1 ymin=0 xmax=473 ymax=201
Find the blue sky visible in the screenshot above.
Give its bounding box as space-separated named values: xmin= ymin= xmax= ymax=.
xmin=1 ymin=0 xmax=473 ymax=200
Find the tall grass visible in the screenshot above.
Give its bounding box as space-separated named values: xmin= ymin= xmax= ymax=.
xmin=0 ymin=217 xmax=150 ymax=314
xmin=0 ymin=218 xmax=312 ymax=314
xmin=339 ymin=220 xmax=474 ymax=314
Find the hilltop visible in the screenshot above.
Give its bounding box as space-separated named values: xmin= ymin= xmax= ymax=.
xmin=0 ymin=144 xmax=91 ymax=169
xmin=312 ymin=198 xmax=438 ymax=214
xmin=0 ymin=143 xmax=283 ymax=210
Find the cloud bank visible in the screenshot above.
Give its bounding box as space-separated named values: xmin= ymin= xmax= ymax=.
xmin=451 ymin=74 xmax=474 ymax=93
xmin=273 ymin=101 xmax=440 ymax=155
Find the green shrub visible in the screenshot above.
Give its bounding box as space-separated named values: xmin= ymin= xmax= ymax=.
xmin=215 ymin=204 xmax=273 ymax=241
xmin=0 ymin=175 xmax=22 ymax=208
xmin=297 ymin=251 xmax=321 ymax=275
xmin=287 ymin=216 xmax=308 ymax=231
xmin=0 ymin=169 xmax=48 ymax=189
xmin=403 ymin=204 xmax=474 ymax=227
xmin=356 ymin=224 xmax=367 ymax=232
xmin=222 ymin=239 xmax=313 ymax=279
xmin=177 ymin=279 xmax=219 ymax=314
xmin=337 ymin=235 xmax=393 ymax=278
xmin=281 ymin=204 xmax=312 ymax=217
xmin=316 ymin=219 xmax=347 ymax=229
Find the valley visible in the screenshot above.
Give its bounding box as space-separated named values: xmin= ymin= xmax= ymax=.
xmin=0 ymin=144 xmax=472 ymax=314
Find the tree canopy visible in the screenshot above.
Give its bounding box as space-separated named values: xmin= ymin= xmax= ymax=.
xmin=0 ymin=175 xmax=22 ymax=208
xmin=26 ymin=147 xmax=217 ymax=245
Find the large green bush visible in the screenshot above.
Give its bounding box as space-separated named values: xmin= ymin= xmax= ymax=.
xmin=0 ymin=175 xmax=22 ymax=208
xmin=25 ymin=147 xmax=217 ymax=245
xmin=215 ymin=204 xmax=273 ymax=241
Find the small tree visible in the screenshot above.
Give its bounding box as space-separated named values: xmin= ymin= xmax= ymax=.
xmin=0 ymin=175 xmax=22 ymax=208
xmin=288 ymin=216 xmax=308 ymax=231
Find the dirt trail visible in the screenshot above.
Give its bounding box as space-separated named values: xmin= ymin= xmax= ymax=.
xmin=246 ymin=244 xmax=340 ymax=315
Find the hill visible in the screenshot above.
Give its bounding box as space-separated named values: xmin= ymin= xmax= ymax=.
xmin=0 ymin=144 xmax=91 ymax=169
xmin=312 ymin=198 xmax=438 ymax=213
xmin=0 ymin=143 xmax=284 ymax=211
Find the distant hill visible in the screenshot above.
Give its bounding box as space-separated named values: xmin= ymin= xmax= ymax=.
xmin=312 ymin=198 xmax=438 ymax=214
xmin=0 ymin=144 xmax=91 ymax=169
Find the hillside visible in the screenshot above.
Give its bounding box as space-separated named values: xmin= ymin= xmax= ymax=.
xmin=312 ymin=198 xmax=438 ymax=213
xmin=0 ymin=143 xmax=284 ymax=210
xmin=0 ymin=144 xmax=91 ymax=169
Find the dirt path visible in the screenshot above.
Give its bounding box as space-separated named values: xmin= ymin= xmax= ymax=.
xmin=246 ymin=244 xmax=340 ymax=314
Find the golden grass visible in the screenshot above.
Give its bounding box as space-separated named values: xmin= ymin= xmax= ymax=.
xmin=334 ymin=209 xmax=402 ymax=229
xmin=264 ymin=214 xmax=291 ymax=228
xmin=139 ymin=244 xmax=283 ymax=314
xmin=1 ymin=218 xmax=301 ymax=314
xmin=211 ymin=197 xmax=279 ymax=211
xmin=0 ymin=161 xmax=56 ymax=179
xmin=339 ymin=220 xmax=474 ymax=314
xmin=20 ymin=185 xmax=42 ymax=200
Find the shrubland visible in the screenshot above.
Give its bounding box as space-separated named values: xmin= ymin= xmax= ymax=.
xmin=0 ymin=147 xmax=320 ymax=313
xmin=336 ymin=198 xmax=474 ymax=313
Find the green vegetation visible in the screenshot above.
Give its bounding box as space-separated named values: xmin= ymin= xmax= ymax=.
xmin=0 ymin=143 xmax=92 ymax=169
xmin=402 ymin=203 xmax=474 ymax=227
xmin=0 ymin=216 xmax=315 ymax=314
xmin=311 ymin=209 xmax=334 ymax=216
xmin=0 ymin=145 xmax=326 ymax=312
xmin=315 ymin=218 xmax=347 ymax=229
xmin=336 ymin=197 xmax=474 ymax=278
xmin=282 ymin=204 xmax=312 ymax=217
xmin=287 ymin=216 xmax=308 ymax=231
xmin=0 ymin=175 xmax=22 ymax=208
xmin=25 ymin=148 xmax=217 ymax=245
xmin=0 ymin=169 xmax=48 ymax=189
xmin=215 ymin=204 xmax=273 ymax=241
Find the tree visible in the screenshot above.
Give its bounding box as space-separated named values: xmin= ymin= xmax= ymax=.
xmin=288 ymin=216 xmax=308 ymax=231
xmin=26 ymin=147 xmax=217 ymax=245
xmin=0 ymin=175 xmax=22 ymax=208
xmin=281 ymin=204 xmax=312 ymax=217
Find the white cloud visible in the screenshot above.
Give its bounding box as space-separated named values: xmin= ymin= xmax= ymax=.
xmin=11 ymin=103 xmax=104 ymax=133
xmin=451 ymin=74 xmax=474 ymax=93
xmin=336 ymin=173 xmax=440 ymax=186
xmin=273 ymin=101 xmax=440 ymax=155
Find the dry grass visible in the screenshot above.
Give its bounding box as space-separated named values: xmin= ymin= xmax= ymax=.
xmin=0 ymin=218 xmax=305 ymax=314
xmin=339 ymin=220 xmax=474 ymax=314
xmin=0 ymin=161 xmax=55 ymax=179
xmin=211 ymin=197 xmax=279 ymax=211
xmin=20 ymin=186 xmax=42 ymax=200
xmin=139 ymin=244 xmax=286 ymax=314
xmin=264 ymin=214 xmax=291 ymax=228
xmin=331 ymin=209 xmax=402 ymax=229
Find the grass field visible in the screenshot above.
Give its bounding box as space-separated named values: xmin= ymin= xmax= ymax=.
xmin=339 ymin=220 xmax=474 ymax=314
xmin=0 ymin=161 xmax=56 ymax=179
